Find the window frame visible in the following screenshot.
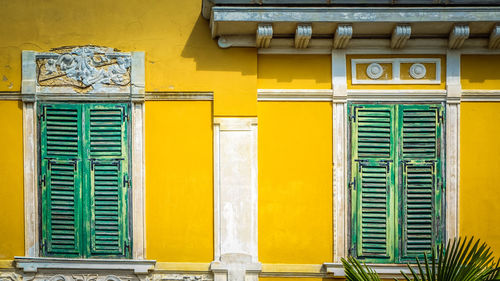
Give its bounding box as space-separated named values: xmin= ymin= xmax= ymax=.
xmin=330 ymin=50 xmax=461 ymax=265
xmin=347 ymin=102 xmax=446 ymax=264
xmin=38 ymin=102 xmax=132 ymax=259
xmin=21 ymin=49 xmax=146 ymax=260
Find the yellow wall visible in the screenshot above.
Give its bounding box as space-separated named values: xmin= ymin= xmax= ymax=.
xmin=258 ymin=102 xmax=333 ymax=264
xmin=258 ymin=55 xmax=331 ymax=89
xmin=0 ymin=0 xmax=257 ymax=116
xmin=462 ymin=55 xmax=500 ymax=89
xmin=460 ymin=102 xmax=500 ymax=254
xmin=145 ymin=101 xmax=213 ymax=262
xmin=346 ymin=55 xmax=446 ymax=90
xmin=0 ymin=101 xmax=24 ymax=259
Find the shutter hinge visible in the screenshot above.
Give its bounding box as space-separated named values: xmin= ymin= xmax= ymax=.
xmin=38 ymin=106 xmax=47 ymax=122
xmin=124 ymin=240 xmax=130 ymax=255
xmin=123 ymin=108 xmax=129 ymax=122
xmin=349 ymin=178 xmax=356 ymax=191
xmin=379 ymin=159 xmax=393 ymax=172
xmin=41 ymin=239 xmax=47 ymax=254
xmin=41 ymin=174 xmax=46 ymax=186
xmin=123 ymin=175 xmax=131 ymax=189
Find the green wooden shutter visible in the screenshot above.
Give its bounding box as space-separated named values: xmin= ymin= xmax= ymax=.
xmin=398 ymin=104 xmax=443 ymax=261
xmin=84 ymin=104 xmax=130 ymax=258
xmin=350 ymin=105 xmax=395 ymax=262
xmin=40 ymin=104 xmax=83 ymax=256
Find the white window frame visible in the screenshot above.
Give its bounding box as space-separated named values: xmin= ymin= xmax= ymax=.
xmin=21 ymin=49 xmax=147 ymax=260
xmin=331 ymin=49 xmax=461 ymax=263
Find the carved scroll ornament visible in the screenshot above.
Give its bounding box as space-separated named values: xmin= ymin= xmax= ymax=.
xmin=37 ymin=46 xmax=131 ymax=93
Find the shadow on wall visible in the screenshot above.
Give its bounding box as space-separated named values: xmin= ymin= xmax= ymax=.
xmin=180 ymin=15 xmax=256 ymax=76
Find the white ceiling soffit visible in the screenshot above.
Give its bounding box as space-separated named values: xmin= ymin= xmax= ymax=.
xmin=203 ymin=4 xmax=500 ymax=50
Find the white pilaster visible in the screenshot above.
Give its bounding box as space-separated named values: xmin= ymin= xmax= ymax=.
xmin=212 ymin=117 xmax=261 ymax=281
xmin=332 ymin=50 xmax=348 ymax=262
xmin=445 ymin=50 xmax=461 ymax=240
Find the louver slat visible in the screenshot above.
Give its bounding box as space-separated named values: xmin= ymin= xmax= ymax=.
xmin=356 ymin=163 xmax=392 ymax=259
xmin=351 ymin=105 xmax=394 ymax=262
xmin=41 ymin=105 xmax=82 ymax=256
xmin=402 ymin=164 xmax=435 ymax=258
xmin=400 ymin=105 xmax=442 ymax=261
xmin=87 ymin=104 xmax=129 ymax=257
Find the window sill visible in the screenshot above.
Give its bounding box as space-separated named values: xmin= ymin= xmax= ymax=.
xmin=323 ymin=262 xmax=413 ymax=279
xmin=14 ymin=257 xmax=156 ymax=274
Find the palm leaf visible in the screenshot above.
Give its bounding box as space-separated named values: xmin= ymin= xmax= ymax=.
xmin=401 ymin=237 xmax=500 ymax=281
xmin=342 ymin=256 xmax=382 ymax=281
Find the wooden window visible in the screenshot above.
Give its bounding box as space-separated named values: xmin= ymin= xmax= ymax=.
xmin=39 ymin=103 xmax=131 ymax=258
xmin=349 ymin=103 xmax=444 ymax=263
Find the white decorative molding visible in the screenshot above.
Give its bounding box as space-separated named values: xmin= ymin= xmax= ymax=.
xmin=212 ymin=118 xmax=259 ymax=281
xmin=323 ymin=263 xmax=414 ymax=279
xmin=145 ymin=92 xmax=214 ymax=101
xmin=333 ymin=25 xmax=352 ymax=49
xmin=347 ymin=89 xmax=447 ymax=101
xmin=462 ymin=90 xmax=500 ymax=101
xmin=365 ymin=63 xmax=384 ymax=79
xmin=257 ymin=89 xmax=332 ymax=101
xmin=294 ymin=24 xmax=312 ymax=49
xmin=391 ymin=24 xmax=411 ymax=49
xmin=21 ymin=47 xmax=147 ymax=258
xmin=489 ymin=24 xmax=500 ymax=49
xmin=409 ymin=63 xmax=426 ymax=79
xmin=15 ymin=257 xmax=155 ymax=274
xmin=0 ymin=272 xmax=22 ymax=281
xmin=351 ymin=58 xmax=441 ymax=84
xmin=210 ymin=255 xmax=261 ymax=281
xmin=256 ymin=24 xmax=273 ymax=48
xmin=449 ymin=25 xmax=470 ymax=49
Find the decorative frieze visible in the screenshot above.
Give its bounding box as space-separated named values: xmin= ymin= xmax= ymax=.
xmin=351 ymin=58 xmax=441 ymax=84
xmin=489 ymin=24 xmax=500 ymax=49
xmin=36 ymin=46 xmax=131 ymax=94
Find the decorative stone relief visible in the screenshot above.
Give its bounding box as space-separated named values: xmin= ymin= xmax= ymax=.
xmin=152 ymin=274 xmax=210 ymax=281
xmin=0 ymin=272 xmax=22 ymax=281
xmin=366 ymin=63 xmax=384 ymax=79
xmin=409 ymin=63 xmax=427 ymax=79
xmin=36 ymin=46 xmax=131 ymax=93
xmin=351 ymin=58 xmax=441 ymax=85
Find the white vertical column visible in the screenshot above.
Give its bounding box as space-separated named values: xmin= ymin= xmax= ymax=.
xmin=332 ymin=50 xmax=348 ymax=262
xmin=131 ymin=51 xmax=146 ymax=259
xmin=445 ymin=50 xmax=461 ymax=240
xmin=22 ymin=51 xmax=38 ymax=257
xmin=211 ymin=117 xmax=261 ymax=281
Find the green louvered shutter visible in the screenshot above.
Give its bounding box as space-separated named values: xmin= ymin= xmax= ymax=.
xmin=399 ymin=104 xmax=443 ymax=261
xmin=350 ymin=105 xmax=395 ymax=262
xmin=84 ymin=104 xmax=130 ymax=258
xmin=40 ymin=104 xmax=83 ymax=257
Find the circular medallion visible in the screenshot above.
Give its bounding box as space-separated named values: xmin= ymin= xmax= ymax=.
xmin=409 ymin=63 xmax=427 ymax=79
xmin=366 ymin=63 xmax=384 ymax=79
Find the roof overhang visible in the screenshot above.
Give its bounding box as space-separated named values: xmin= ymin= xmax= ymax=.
xmin=202 ymin=2 xmax=500 ymax=50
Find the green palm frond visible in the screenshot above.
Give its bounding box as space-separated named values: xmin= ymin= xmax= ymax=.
xmin=401 ymin=237 xmax=500 ymax=281
xmin=342 ymin=256 xmax=382 ymax=281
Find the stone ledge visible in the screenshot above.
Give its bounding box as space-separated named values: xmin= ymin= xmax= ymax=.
xmin=15 ymin=257 xmax=156 ymax=274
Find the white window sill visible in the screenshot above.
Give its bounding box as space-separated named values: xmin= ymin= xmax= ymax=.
xmin=323 ymin=262 xmax=414 ymax=279
xmin=15 ymin=257 xmax=156 ymax=274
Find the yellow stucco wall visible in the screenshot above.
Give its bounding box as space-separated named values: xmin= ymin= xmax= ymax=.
xmin=145 ymin=101 xmax=213 ymax=262
xmin=460 ymin=102 xmax=500 ymax=254
xmin=258 ymin=55 xmax=332 ymax=89
xmin=258 ymin=101 xmax=333 ymax=264
xmin=0 ymin=101 xmax=24 ymax=259
xmin=346 ymin=55 xmax=446 ymax=90
xmin=461 ymin=55 xmax=500 ymax=89
xmin=0 ymin=0 xmax=257 ymax=116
